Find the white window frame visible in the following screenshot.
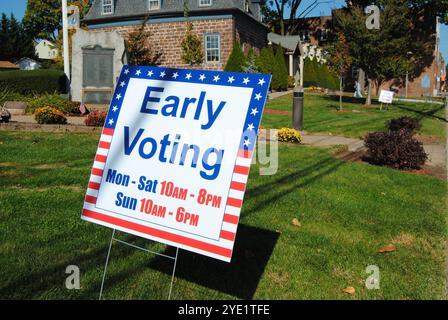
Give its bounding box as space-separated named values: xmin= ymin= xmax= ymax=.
xmin=319 ymin=28 xmax=328 ymax=41
xmin=102 ymin=0 xmax=114 ymax=15
xmin=245 ymin=0 xmax=250 ymax=12
xmin=204 ymin=33 xmax=220 ymax=63
xmin=199 ymin=0 xmax=213 ymax=7
xmin=148 ymin=0 xmax=161 ymax=11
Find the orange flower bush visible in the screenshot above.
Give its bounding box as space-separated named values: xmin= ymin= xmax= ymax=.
xmin=34 ymin=106 xmax=67 ymax=125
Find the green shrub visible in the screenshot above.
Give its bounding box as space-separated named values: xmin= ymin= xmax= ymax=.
xmin=277 ymin=128 xmax=302 ymax=143
xmin=256 ymin=46 xmax=276 ymax=75
xmin=224 ymin=42 xmax=246 ymax=72
xmin=85 ymin=111 xmax=107 ymax=127
xmin=26 ymin=94 xmax=67 ymax=114
xmin=0 ymin=88 xmax=28 ymax=107
xmin=0 ymin=70 xmax=67 ymax=95
xmin=242 ymin=48 xmax=260 ymax=73
xmin=273 ymin=46 xmax=288 ymax=91
xmin=303 ymin=58 xmax=339 ymax=90
xmin=34 ymin=106 xmax=67 ymax=125
xmin=304 ymin=58 xmax=318 ymax=87
xmin=64 ymin=101 xmax=82 ymax=115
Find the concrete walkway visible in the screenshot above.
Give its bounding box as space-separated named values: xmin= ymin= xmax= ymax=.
xmin=300 ymin=132 xmax=446 ymax=167
xmin=268 ymin=90 xmax=293 ymax=100
xmin=300 ymin=133 xmax=365 ymax=152
xmin=4 ymin=115 xmax=446 ymax=168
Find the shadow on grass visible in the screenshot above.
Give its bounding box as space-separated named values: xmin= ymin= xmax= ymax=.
xmin=396 ymin=104 xmax=447 ymax=122
xmin=150 ymin=224 xmax=280 ymax=299
xmin=0 ymin=240 xmax=115 ymax=299
xmin=242 ymin=156 xmax=346 ymax=219
xmin=322 ymin=94 xmax=371 ymax=105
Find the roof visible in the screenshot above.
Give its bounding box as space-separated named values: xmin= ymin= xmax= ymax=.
xmin=35 ymin=39 xmax=55 ymax=47
xmin=15 ymin=57 xmax=41 ymax=65
xmin=84 ymin=0 xmax=264 ymax=24
xmin=0 ymin=61 xmax=19 ymax=69
xmin=267 ymin=33 xmax=303 ymax=55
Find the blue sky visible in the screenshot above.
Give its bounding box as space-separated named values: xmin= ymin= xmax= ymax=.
xmin=1 ymin=0 xmax=447 ymax=68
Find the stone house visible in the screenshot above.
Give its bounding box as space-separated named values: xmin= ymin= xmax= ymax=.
xmin=72 ymin=0 xmax=269 ymax=103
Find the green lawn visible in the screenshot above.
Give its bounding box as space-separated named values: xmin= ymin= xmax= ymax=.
xmin=262 ymin=93 xmax=447 ymax=140
xmin=0 ymin=131 xmax=446 ymax=299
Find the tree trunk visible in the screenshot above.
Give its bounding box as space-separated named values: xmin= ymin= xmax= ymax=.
xmin=280 ymin=19 xmax=285 ymax=36
xmin=339 ymin=73 xmax=343 ymax=111
xmin=366 ymin=79 xmax=372 ymax=105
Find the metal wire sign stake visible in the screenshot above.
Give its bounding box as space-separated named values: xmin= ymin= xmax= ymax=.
xmin=80 ymin=65 xmax=271 ymax=299
xmin=99 ymin=229 xmax=179 ymax=300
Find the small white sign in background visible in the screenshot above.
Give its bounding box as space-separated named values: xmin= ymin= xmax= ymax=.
xmin=378 ymin=89 xmax=394 ymax=104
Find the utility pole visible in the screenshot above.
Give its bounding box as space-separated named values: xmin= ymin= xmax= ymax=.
xmin=62 ymin=0 xmax=70 ymax=93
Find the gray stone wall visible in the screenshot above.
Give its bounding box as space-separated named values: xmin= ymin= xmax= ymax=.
xmin=71 ymin=29 xmax=126 ymax=102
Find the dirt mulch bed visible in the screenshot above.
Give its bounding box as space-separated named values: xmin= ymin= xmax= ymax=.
xmin=415 ymin=134 xmax=445 ymax=145
xmin=263 ymin=109 xmax=291 ymax=116
xmin=0 ymin=121 xmax=102 ymax=134
xmin=331 ymin=109 xmax=367 ymax=114
xmin=334 ymin=148 xmax=446 ymax=180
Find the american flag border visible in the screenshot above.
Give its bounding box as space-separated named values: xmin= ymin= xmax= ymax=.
xmin=81 ymin=65 xmax=272 ymax=262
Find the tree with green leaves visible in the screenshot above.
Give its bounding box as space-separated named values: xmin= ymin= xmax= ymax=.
xmin=23 ymin=0 xmax=92 ymax=41
xmin=0 ymin=14 xmax=13 ymax=61
xmin=274 ymin=46 xmax=289 ymax=90
xmin=181 ymin=0 xmax=203 ymax=65
xmin=335 ymin=0 xmax=414 ymax=105
xmin=257 ymin=46 xmax=276 ymax=74
xmin=0 ymin=13 xmax=35 ymax=62
xmin=224 ymin=42 xmax=246 ymax=72
xmin=23 ymin=0 xmax=61 ymax=41
xmin=126 ymin=18 xmax=162 ymax=66
xmin=242 ymin=48 xmax=260 ymax=73
xmin=327 ymin=32 xmax=353 ymax=110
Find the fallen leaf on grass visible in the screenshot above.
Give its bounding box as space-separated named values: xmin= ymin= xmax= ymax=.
xmin=378 ymin=244 xmax=396 ymax=253
xmin=292 ymin=218 xmax=301 ymax=227
xmin=342 ymin=287 xmax=355 ymax=294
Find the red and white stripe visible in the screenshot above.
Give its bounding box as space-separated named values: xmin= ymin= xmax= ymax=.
xmin=83 ymin=128 xmax=114 ymax=206
xmin=218 ymin=149 xmax=252 ymax=243
xmin=81 ymin=130 xmax=253 ymax=262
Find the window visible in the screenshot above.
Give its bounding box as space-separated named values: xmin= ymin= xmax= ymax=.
xmin=204 ymin=34 xmax=220 ymax=63
xmin=148 ymin=0 xmax=160 ymax=10
xmin=199 ymin=0 xmax=212 ymax=7
xmin=299 ymin=30 xmax=310 ymax=43
xmin=245 ymin=0 xmax=249 ymax=12
xmin=102 ymin=0 xmax=114 ymax=15
xmin=319 ymin=28 xmax=329 ymax=41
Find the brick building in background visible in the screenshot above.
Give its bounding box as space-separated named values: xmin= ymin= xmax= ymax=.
xmin=83 ymin=0 xmax=268 ymax=70
xmin=71 ymin=0 xmax=269 ymax=103
xmin=287 ymin=12 xmax=445 ymax=97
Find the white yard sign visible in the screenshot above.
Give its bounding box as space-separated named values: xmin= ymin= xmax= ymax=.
xmin=81 ymin=66 xmax=271 ymax=262
xmin=379 ymin=89 xmax=394 ymax=104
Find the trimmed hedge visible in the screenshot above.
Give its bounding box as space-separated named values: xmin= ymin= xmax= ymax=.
xmin=0 ymin=70 xmax=67 ymax=95
xmin=273 ymin=46 xmax=289 ymax=91
xmin=224 ymin=42 xmax=246 ymax=72
xmin=304 ymin=58 xmax=338 ymax=90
